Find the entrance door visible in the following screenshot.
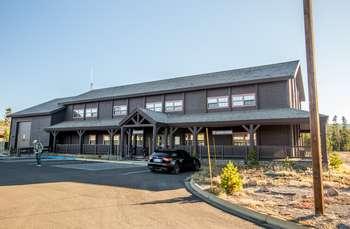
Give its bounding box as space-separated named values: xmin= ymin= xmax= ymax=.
xmin=17 ymin=122 xmax=32 ymax=149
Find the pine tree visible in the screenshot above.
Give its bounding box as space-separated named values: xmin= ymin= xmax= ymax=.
xmin=340 ymin=116 xmax=350 ymax=151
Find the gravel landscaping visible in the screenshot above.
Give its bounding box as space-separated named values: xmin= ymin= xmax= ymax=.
xmin=193 ymin=153 xmax=350 ymax=229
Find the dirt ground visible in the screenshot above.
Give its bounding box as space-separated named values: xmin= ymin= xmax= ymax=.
xmin=193 ymin=153 xmax=350 ymax=229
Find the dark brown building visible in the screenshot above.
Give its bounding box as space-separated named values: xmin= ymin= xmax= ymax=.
xmin=9 ymin=60 xmax=328 ymax=162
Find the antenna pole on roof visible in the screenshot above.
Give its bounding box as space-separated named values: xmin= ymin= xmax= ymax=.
xmin=90 ymin=66 xmax=94 ymax=90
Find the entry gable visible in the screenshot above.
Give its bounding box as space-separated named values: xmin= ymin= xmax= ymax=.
xmin=119 ymin=108 xmax=168 ymax=127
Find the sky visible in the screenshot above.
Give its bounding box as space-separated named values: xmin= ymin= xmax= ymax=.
xmin=0 ymin=0 xmax=349 ymax=122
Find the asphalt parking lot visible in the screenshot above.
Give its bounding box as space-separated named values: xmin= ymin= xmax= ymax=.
xmin=0 ymin=159 xmax=261 ymax=229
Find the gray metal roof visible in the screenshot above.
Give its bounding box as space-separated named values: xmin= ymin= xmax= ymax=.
xmin=9 ymin=97 xmax=74 ymax=118
xmin=62 ymin=60 xmax=300 ymax=104
xmin=140 ymin=108 xmax=326 ymax=125
xmin=46 ymin=108 xmax=326 ymax=131
xmin=46 ymin=118 xmax=122 ymax=131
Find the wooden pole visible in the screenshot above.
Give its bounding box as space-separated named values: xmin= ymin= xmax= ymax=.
xmin=205 ymin=128 xmax=213 ymax=191
xmin=303 ymin=0 xmax=324 ymax=215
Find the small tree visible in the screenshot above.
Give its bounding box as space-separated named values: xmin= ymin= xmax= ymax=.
xmin=246 ymin=148 xmax=259 ymax=166
xmin=329 ymin=152 xmax=343 ymax=170
xmin=220 ymin=161 xmax=243 ymax=194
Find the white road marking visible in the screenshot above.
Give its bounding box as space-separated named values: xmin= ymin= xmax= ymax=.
xmin=121 ymin=170 xmax=150 ymax=175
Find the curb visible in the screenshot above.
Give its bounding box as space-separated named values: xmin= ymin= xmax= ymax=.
xmin=74 ymin=158 xmax=147 ymax=166
xmin=185 ymin=178 xmax=308 ymax=229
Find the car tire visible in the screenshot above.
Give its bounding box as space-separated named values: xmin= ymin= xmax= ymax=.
xmin=193 ymin=160 xmax=200 ymax=171
xmin=172 ymin=163 xmax=180 ymax=174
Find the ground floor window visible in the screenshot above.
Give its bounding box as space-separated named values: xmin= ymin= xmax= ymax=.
xmin=114 ymin=135 xmax=120 ymax=145
xmin=232 ymin=132 xmax=255 ymax=146
xmin=88 ymin=135 xmax=96 ymax=145
xmin=103 ymin=135 xmax=110 ymax=145
xmin=174 ymin=136 xmax=181 ymax=145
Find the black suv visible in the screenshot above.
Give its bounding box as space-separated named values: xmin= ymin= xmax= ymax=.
xmin=148 ymin=150 xmax=201 ymax=174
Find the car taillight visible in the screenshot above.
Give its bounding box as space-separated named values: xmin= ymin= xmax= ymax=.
xmin=162 ymin=157 xmax=172 ymax=162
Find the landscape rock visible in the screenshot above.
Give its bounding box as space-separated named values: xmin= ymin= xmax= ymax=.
xmin=256 ymin=186 xmax=270 ymax=193
xmin=246 ymin=180 xmax=257 ymax=187
xmin=325 ymin=187 xmax=339 ymax=197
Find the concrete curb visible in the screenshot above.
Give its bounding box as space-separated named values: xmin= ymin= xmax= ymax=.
xmin=74 ymin=158 xmax=147 ymax=166
xmin=185 ymin=178 xmax=308 ymax=229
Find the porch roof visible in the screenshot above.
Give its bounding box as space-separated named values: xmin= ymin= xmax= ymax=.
xmin=140 ymin=108 xmax=327 ymax=126
xmin=45 ymin=118 xmax=122 ymax=131
xmin=45 ymin=108 xmax=327 ymax=131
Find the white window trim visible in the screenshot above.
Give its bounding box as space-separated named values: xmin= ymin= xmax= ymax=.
xmin=146 ymin=102 xmax=162 ymax=112
xmin=113 ymin=105 xmax=128 ymax=116
xmin=165 ymin=100 xmax=183 ymax=112
xmin=232 ymin=93 xmax=256 ymax=107
xmin=73 ymin=108 xmax=85 ymax=119
xmin=207 ymin=96 xmax=229 ymax=109
xmin=85 ymin=107 xmax=98 ymax=118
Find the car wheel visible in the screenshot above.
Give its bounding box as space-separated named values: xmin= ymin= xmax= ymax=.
xmin=172 ymin=163 xmax=180 ymax=174
xmin=193 ymin=160 xmax=200 ymax=171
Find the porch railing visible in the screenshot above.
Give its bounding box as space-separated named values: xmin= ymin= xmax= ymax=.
xmin=55 ymin=143 xmax=311 ymax=160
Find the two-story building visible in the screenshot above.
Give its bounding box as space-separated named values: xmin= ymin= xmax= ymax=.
xmin=8 ymin=60 xmax=328 ymax=163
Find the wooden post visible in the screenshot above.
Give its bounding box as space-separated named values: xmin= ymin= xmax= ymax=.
xmin=51 ymin=130 xmax=58 ymax=152
xmin=119 ymin=127 xmax=124 ymax=159
xmin=205 ymin=128 xmax=213 ymax=191
xmin=303 ymin=0 xmax=324 ymax=215
xmin=77 ymin=130 xmax=85 ymax=155
xmin=152 ymin=125 xmax=157 ymax=154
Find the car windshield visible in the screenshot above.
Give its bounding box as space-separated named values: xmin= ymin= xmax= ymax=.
xmin=153 ymin=151 xmax=177 ymax=157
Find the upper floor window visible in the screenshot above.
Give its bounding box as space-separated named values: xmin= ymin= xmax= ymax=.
xmin=207 ymin=96 xmax=229 ymax=109
xmin=146 ymin=102 xmax=162 ymax=112
xmin=113 ymin=105 xmax=127 ymax=116
xmin=85 ymin=107 xmax=98 ymax=118
xmin=165 ymin=100 xmax=183 ymax=112
xmin=73 ymin=108 xmax=84 ymax=119
xmin=232 ymin=93 xmax=256 ymax=107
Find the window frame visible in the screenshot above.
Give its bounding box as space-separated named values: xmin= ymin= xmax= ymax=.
xmin=88 ymin=135 xmax=97 ymax=145
xmin=232 ymin=93 xmax=256 ymax=108
xmin=165 ymin=100 xmax=183 ymax=112
xmin=146 ymin=102 xmax=162 ymax=112
xmin=113 ymin=104 xmax=128 ymax=116
xmin=85 ymin=107 xmax=98 ymax=118
xmin=207 ymin=96 xmax=229 ymax=109
xmin=72 ymin=108 xmax=85 ymax=119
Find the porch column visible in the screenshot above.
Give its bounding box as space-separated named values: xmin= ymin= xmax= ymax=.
xmin=163 ymin=127 xmax=168 ymax=149
xmin=320 ymin=119 xmax=328 ymax=168
xmin=242 ymin=124 xmax=260 ymax=157
xmin=108 ymin=129 xmax=118 ymax=157
xmin=77 ymin=130 xmax=85 ymax=155
xmin=188 ymin=127 xmax=203 ymax=157
xmin=51 ymin=130 xmax=59 ymax=152
xmin=151 ymin=125 xmax=158 ymax=154
xmin=119 ymin=127 xmax=124 ymax=159
xmin=126 ymin=129 xmax=132 ymax=158
xmin=169 ymin=127 xmax=178 ymax=149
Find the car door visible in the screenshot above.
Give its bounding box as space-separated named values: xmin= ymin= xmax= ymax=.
xmin=179 ymin=150 xmax=193 ymax=170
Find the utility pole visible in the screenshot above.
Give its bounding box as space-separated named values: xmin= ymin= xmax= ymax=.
xmin=303 ymin=0 xmax=324 ymax=215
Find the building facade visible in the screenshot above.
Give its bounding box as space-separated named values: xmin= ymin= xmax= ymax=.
xmin=9 ymin=61 xmax=328 ymax=163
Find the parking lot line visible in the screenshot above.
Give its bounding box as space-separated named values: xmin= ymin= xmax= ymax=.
xmin=121 ymin=170 xmax=150 ymax=175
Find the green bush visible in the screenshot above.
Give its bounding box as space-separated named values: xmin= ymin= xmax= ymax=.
xmin=247 ymin=148 xmax=259 ymax=166
xmin=329 ymin=152 xmax=343 ymax=170
xmin=282 ymin=157 xmax=295 ymax=170
xmin=220 ymin=162 xmax=243 ymax=194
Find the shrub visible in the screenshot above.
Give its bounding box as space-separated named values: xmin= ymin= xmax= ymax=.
xmin=282 ymin=157 xmax=295 ymax=170
xmin=329 ymin=152 xmax=343 ymax=170
xmin=220 ymin=162 xmax=243 ymax=194
xmin=247 ymin=148 xmax=259 ymax=166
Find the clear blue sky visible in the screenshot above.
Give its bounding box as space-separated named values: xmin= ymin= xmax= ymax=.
xmin=1 ymin=0 xmax=349 ymax=122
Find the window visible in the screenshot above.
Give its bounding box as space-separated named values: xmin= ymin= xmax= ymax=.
xmin=232 ymin=132 xmax=255 ymax=146
xmin=103 ymin=135 xmax=110 ymax=145
xmin=207 ymin=96 xmax=229 ymax=109
xmin=165 ymin=100 xmax=183 ymax=112
xmin=232 ymin=93 xmax=256 ymax=107
xmin=88 ymin=135 xmax=96 ymax=145
xmin=73 ymin=108 xmax=85 ymax=119
xmin=146 ymin=102 xmax=162 ymax=112
xmin=113 ymin=105 xmax=127 ymax=116
xmin=174 ymin=136 xmax=181 ymax=145
xmin=85 ymin=107 xmax=98 ymax=118
xmin=113 ymin=135 xmax=120 ymax=145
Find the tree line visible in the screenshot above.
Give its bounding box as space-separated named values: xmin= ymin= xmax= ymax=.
xmin=327 ymin=115 xmax=350 ymax=152
xmin=0 ymin=108 xmax=11 ymax=142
